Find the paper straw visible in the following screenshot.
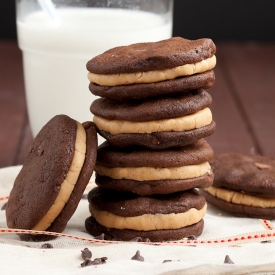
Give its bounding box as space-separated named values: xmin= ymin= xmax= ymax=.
xmin=37 ymin=0 xmax=60 ymax=26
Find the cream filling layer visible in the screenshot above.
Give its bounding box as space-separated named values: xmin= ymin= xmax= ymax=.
xmin=89 ymin=203 xmax=207 ymax=231
xmin=88 ymin=55 xmax=216 ymax=86
xmin=32 ymin=122 xmax=87 ymax=231
xmin=95 ymin=162 xmax=211 ymax=181
xmin=93 ymin=107 xmax=212 ymax=135
xmin=204 ymin=186 xmax=275 ymax=208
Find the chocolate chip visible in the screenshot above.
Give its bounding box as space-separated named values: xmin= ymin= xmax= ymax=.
xmin=143 ymin=238 xmax=151 ymax=242
xmin=81 ymin=194 xmax=88 ymax=200
xmin=94 ymin=233 xmax=105 ymax=240
xmin=81 ymin=259 xmax=93 ymax=267
xmin=187 ymin=235 xmax=197 ymax=240
xmin=163 ymin=260 xmax=172 ymax=263
xmin=261 ymin=240 xmax=271 ymax=243
xmin=94 ymin=257 xmax=108 ymax=264
xmin=91 ymin=259 xmax=102 ymax=265
xmin=81 ymin=257 xmax=108 ymax=267
xmin=1 ymin=202 xmax=7 ymax=210
xmin=224 ymin=255 xmax=234 ymax=264
xmin=129 ymin=237 xmax=142 ymax=242
xmin=19 ymin=234 xmax=32 ymax=242
xmin=81 ymin=248 xmax=92 ymax=260
xmin=131 ymin=250 xmax=144 ymax=262
xmin=41 ymin=243 xmax=53 ymax=249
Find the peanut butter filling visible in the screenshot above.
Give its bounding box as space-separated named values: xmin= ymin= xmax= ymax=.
xmin=89 ymin=203 xmax=207 ymax=231
xmin=32 ymin=122 xmax=86 ymax=231
xmin=204 ymin=186 xmax=275 ymax=208
xmin=93 ymin=107 xmax=212 ymax=135
xmin=88 ymin=55 xmax=216 ymax=86
xmin=95 ymin=162 xmax=211 ymax=181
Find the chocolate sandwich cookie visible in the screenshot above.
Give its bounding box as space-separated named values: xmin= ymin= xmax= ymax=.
xmin=89 ymin=70 xmax=215 ymax=101
xmin=6 ymin=115 xmax=97 ymax=241
xmin=95 ymin=139 xmax=214 ymax=195
xmin=91 ymin=90 xmax=216 ymax=150
xmin=91 ymin=89 xmax=212 ymax=122
xmin=85 ymin=187 xmax=206 ymax=241
xmin=200 ymin=153 xmax=275 ymax=219
xmin=87 ymin=37 xmax=216 ymax=87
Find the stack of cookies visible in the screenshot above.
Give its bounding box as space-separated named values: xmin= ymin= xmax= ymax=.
xmin=85 ymin=37 xmax=217 ymax=241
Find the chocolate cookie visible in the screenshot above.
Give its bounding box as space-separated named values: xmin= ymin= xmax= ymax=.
xmin=6 ymin=115 xmax=97 ymax=241
xmin=89 ymin=70 xmax=215 ymax=101
xmin=85 ymin=187 xmax=206 ymax=241
xmin=200 ymin=189 xmax=275 ymax=219
xmin=97 ymin=121 xmax=216 ymax=150
xmin=85 ymin=217 xmax=204 ymax=242
xmin=91 ymin=89 xmax=212 ymax=122
xmin=92 ymin=89 xmax=215 ymax=149
xmin=96 ymin=139 xmax=213 ymax=167
xmin=210 ymin=153 xmax=275 ymax=197
xmin=200 ymin=153 xmax=275 ymax=219
xmin=87 ymin=37 xmax=216 ymax=74
xmin=95 ymin=139 xmax=213 ymax=195
xmin=95 ymin=173 xmax=214 ymax=196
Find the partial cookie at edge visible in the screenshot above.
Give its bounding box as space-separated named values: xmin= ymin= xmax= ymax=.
xmin=200 ymin=189 xmax=275 ymax=219
xmin=210 ymin=153 xmax=275 ymax=197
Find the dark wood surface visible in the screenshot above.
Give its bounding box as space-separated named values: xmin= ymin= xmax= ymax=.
xmin=0 ymin=40 xmax=274 ymax=168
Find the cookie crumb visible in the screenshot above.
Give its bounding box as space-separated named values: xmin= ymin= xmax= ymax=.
xmin=81 ymin=248 xmax=92 ymax=260
xmin=254 ymin=162 xmax=271 ymax=170
xmin=41 ymin=243 xmax=53 ymax=249
xmin=131 ymin=250 xmax=144 ymax=262
xmin=224 ymin=255 xmax=234 ymax=264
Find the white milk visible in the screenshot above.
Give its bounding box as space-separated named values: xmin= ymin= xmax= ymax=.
xmin=17 ymin=7 xmax=172 ymax=139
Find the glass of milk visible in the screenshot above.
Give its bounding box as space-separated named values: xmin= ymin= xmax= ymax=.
xmin=16 ymin=0 xmax=174 ymax=139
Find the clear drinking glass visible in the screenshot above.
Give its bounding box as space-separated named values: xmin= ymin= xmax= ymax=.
xmin=16 ymin=0 xmax=174 ymax=137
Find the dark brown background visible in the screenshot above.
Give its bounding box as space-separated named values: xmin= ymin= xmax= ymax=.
xmin=1 ymin=0 xmax=275 ymax=41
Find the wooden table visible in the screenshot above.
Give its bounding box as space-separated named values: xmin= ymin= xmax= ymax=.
xmin=0 ymin=40 xmax=275 ymax=168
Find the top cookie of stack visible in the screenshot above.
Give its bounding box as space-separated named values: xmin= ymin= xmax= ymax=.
xmin=87 ymin=37 xmax=216 ymax=150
